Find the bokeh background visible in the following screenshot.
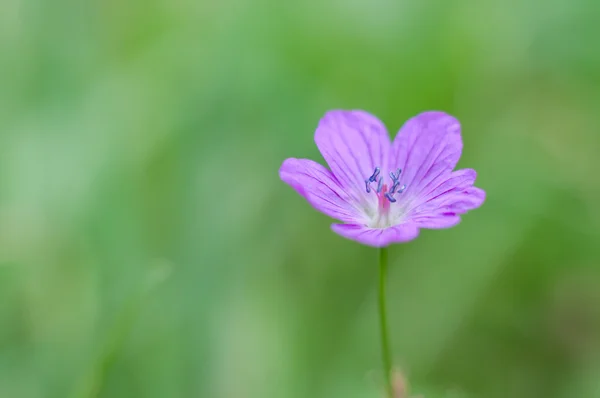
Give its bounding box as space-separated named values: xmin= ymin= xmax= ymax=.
xmin=2 ymin=1 xmax=600 ymax=397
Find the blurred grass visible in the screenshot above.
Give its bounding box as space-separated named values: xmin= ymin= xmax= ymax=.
xmin=1 ymin=0 xmax=600 ymax=397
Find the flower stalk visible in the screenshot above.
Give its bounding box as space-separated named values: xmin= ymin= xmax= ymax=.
xmin=378 ymin=247 xmax=393 ymax=397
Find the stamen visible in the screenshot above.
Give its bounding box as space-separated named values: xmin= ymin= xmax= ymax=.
xmin=384 ymin=192 xmax=397 ymax=203
xmin=368 ymin=167 xmax=381 ymax=182
xmin=376 ymin=177 xmax=383 ymax=193
xmin=385 ymin=182 xmax=406 ymax=203
xmin=391 ymin=182 xmax=406 ymax=194
xmin=389 ymin=168 xmax=402 ymax=182
xmin=364 ymin=166 xmax=406 ymax=204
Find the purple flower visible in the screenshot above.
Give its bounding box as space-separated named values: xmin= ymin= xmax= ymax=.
xmin=279 ymin=110 xmax=486 ymax=247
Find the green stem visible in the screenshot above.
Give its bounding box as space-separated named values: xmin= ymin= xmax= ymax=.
xmin=378 ymin=247 xmax=393 ymax=397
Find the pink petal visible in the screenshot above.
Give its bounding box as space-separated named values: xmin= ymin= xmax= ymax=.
xmin=279 ymin=158 xmax=364 ymax=223
xmin=389 ymin=111 xmax=462 ymax=200
xmin=314 ymin=110 xmax=391 ymax=203
xmin=331 ymin=223 xmax=420 ymax=247
xmin=408 ymin=169 xmax=486 ymax=229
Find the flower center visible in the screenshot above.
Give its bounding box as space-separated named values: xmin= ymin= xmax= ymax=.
xmin=364 ymin=167 xmax=406 ymax=204
xmin=363 ymin=167 xmax=406 ymax=228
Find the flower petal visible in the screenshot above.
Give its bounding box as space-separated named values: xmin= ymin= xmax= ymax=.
xmin=410 ymin=215 xmax=462 ymax=229
xmin=279 ymin=158 xmax=364 ymax=223
xmin=314 ymin=110 xmax=391 ymax=202
xmin=408 ymin=169 xmax=486 ymax=229
xmin=331 ymin=223 xmax=420 ymax=247
xmin=389 ymin=111 xmax=462 ymax=200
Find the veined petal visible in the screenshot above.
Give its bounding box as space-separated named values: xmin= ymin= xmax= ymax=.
xmin=410 ymin=214 xmax=462 ymax=229
xmin=408 ymin=169 xmax=486 ymax=229
xmin=389 ymin=112 xmax=462 ymax=200
xmin=331 ymin=223 xmax=419 ymax=247
xmin=279 ymin=158 xmax=364 ymax=223
xmin=314 ymin=110 xmax=391 ymax=203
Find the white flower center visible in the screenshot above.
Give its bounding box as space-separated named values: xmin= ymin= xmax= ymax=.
xmin=363 ymin=167 xmax=407 ymax=229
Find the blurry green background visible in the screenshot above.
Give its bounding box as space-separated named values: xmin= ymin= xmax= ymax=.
xmin=2 ymin=1 xmax=600 ymax=397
